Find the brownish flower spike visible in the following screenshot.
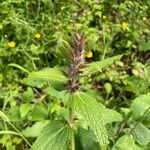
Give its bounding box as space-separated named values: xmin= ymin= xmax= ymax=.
xmin=66 ymin=33 xmax=85 ymax=93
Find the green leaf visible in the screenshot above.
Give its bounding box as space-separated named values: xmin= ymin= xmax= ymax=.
xmin=7 ymin=63 xmax=30 ymax=74
xmin=8 ymin=106 xmax=21 ymax=122
xmin=83 ymin=55 xmax=122 ymax=75
xmin=130 ymin=93 xmax=150 ymax=120
xmin=22 ymin=87 xmax=34 ymax=102
xmin=102 ymin=108 xmax=122 ymax=124
xmin=76 ymin=127 xmax=98 ymax=150
xmin=28 ymin=68 xmax=67 ymax=83
xmin=22 ymin=121 xmax=50 ymax=137
xmin=28 ymin=104 xmax=48 ymax=121
xmin=23 ymin=77 xmax=45 ymax=88
xmin=32 ymin=120 xmax=73 ymax=150
xmin=112 ymin=135 xmax=142 ymax=150
xmin=20 ymin=103 xmax=32 ymax=118
xmin=139 ymin=41 xmax=150 ymax=52
xmin=72 ymin=92 xmax=108 ymax=146
xmin=46 ymin=86 xmax=69 ymax=100
xmin=131 ymin=123 xmax=150 ymax=145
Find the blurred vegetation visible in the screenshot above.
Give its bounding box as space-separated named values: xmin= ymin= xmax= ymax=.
xmin=0 ymin=0 xmax=150 ymax=149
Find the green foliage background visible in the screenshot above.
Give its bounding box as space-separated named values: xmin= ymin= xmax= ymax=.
xmin=0 ymin=0 xmax=150 ymax=149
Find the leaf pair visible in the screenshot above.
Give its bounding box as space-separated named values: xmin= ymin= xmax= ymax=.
xmin=32 ymin=92 xmax=122 ymax=149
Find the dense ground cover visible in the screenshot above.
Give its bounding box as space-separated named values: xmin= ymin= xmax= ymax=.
xmin=0 ymin=0 xmax=150 ymax=149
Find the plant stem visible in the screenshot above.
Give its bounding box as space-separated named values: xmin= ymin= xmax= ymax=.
xmin=69 ymin=95 xmax=75 ymax=150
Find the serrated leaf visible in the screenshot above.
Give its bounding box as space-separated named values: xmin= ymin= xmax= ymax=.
xmin=32 ymin=120 xmax=73 ymax=150
xmin=28 ymin=68 xmax=67 ymax=83
xmin=72 ymin=92 xmax=108 ymax=146
xmin=131 ymin=123 xmax=150 ymax=145
xmin=83 ymin=55 xmax=122 ymax=75
xmin=22 ymin=121 xmax=50 ymax=137
xmin=102 ymin=108 xmax=122 ymax=124
xmin=130 ymin=93 xmax=150 ymax=120
xmin=112 ymin=135 xmax=142 ymax=150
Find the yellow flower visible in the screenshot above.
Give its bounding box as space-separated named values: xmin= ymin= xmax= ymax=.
xmin=86 ymin=50 xmax=93 ymax=58
xmin=35 ymin=33 xmax=41 ymax=39
xmin=143 ymin=16 xmax=147 ymax=21
xmin=8 ymin=41 xmax=16 ymax=48
xmin=102 ymin=15 xmax=107 ymax=19
xmin=121 ymin=22 xmax=128 ymax=30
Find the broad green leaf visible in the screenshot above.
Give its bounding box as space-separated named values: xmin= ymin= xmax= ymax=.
xmin=83 ymin=55 xmax=122 ymax=75
xmin=23 ymin=77 xmax=45 ymax=88
xmin=32 ymin=120 xmax=73 ymax=150
xmin=22 ymin=121 xmax=50 ymax=137
xmin=8 ymin=106 xmax=21 ymax=122
xmin=20 ymin=103 xmax=32 ymax=118
xmin=46 ymin=86 xmax=69 ymax=101
xmin=72 ymin=92 xmax=108 ymax=146
xmin=102 ymin=108 xmax=122 ymax=124
xmin=130 ymin=93 xmax=150 ymax=121
xmin=22 ymin=87 xmax=34 ymax=102
xmin=131 ymin=123 xmax=150 ymax=145
xmin=112 ymin=135 xmax=142 ymax=150
xmin=28 ymin=104 xmax=48 ymax=121
xmin=28 ymin=68 xmax=67 ymax=83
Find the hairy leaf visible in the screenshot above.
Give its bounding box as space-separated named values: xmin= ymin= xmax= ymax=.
xmin=25 ymin=68 xmax=67 ymax=84
xmin=83 ymin=55 xmax=122 ymax=75
xmin=22 ymin=121 xmax=50 ymax=137
xmin=102 ymin=108 xmax=122 ymax=124
xmin=32 ymin=120 xmax=73 ymax=150
xmin=72 ymin=92 xmax=108 ymax=146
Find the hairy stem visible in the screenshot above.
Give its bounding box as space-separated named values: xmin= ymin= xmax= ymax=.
xmin=68 ymin=96 xmax=75 ymax=150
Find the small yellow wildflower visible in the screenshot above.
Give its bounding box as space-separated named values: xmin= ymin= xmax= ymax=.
xmin=102 ymin=15 xmax=107 ymax=19
xmin=86 ymin=50 xmax=93 ymax=58
xmin=35 ymin=33 xmax=41 ymax=39
xmin=121 ymin=22 xmax=128 ymax=30
xmin=8 ymin=41 xmax=16 ymax=48
xmin=143 ymin=16 xmax=147 ymax=21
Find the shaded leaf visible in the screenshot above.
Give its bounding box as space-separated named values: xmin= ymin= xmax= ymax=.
xmin=131 ymin=123 xmax=150 ymax=145
xmin=112 ymin=135 xmax=142 ymax=150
